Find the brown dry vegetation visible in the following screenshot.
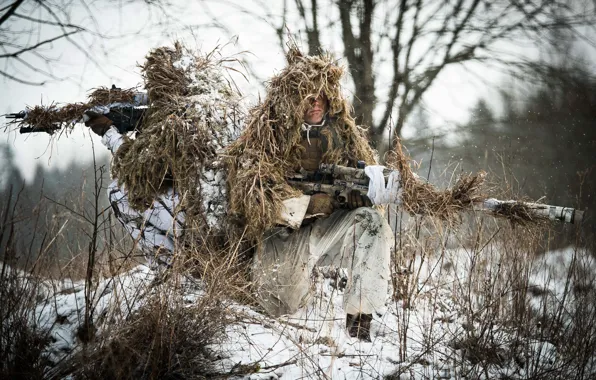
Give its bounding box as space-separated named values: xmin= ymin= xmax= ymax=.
xmin=387 ymin=181 xmax=596 ymax=379
xmin=0 ymin=184 xmax=253 ymax=379
xmin=2 ymin=43 xmax=594 ymax=379
xmin=225 ymin=46 xmax=376 ymax=243
xmin=60 ymin=282 xmax=228 ymax=379
xmin=1 ymin=164 xmax=595 ymax=379
xmin=6 ymin=87 xmax=138 ymax=136
xmin=0 ymin=265 xmax=53 ymax=379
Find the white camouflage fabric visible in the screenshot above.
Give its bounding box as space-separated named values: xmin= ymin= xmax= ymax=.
xmin=253 ymin=207 xmax=394 ymax=316
xmin=102 ymin=127 xmax=185 ymax=269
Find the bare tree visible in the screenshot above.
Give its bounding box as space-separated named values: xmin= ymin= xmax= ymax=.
xmin=0 ymin=0 xmax=167 ymax=86
xmin=199 ymin=0 xmax=596 ymax=152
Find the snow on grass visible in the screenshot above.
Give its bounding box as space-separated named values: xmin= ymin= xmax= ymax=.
xmin=528 ymin=246 xmax=596 ymax=301
xmin=172 ymin=51 xmax=244 ymax=232
xmin=31 ymin=245 xmax=596 ymax=379
xmin=34 ymin=266 xmax=206 ymax=365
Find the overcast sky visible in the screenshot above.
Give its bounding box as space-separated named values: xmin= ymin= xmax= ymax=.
xmin=0 ymin=1 xmax=511 ymax=183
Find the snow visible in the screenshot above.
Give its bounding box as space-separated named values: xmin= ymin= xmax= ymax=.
xmin=201 ymin=168 xmax=228 ymax=228
xmin=34 ymin=266 xmax=156 ymax=364
xmin=527 ymin=246 xmax=596 ymax=325
xmin=171 ymin=52 xmax=244 ymax=231
xmin=28 ymin=245 xmax=595 ymax=379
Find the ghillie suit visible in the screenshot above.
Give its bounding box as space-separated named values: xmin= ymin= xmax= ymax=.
xmin=386 ymin=139 xmax=487 ymax=224
xmin=225 ymin=48 xmax=394 ymax=320
xmin=225 ymin=48 xmax=377 ymax=243
xmin=110 ymin=43 xmax=245 ymax=257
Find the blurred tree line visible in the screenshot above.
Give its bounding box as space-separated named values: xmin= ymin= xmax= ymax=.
xmin=0 ymin=146 xmax=122 ymax=274
xmin=407 ymin=54 xmax=596 ymax=245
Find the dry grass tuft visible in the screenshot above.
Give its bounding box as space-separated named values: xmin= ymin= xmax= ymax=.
xmin=225 ymin=45 xmax=377 ymax=242
xmin=0 ymin=264 xmax=52 ymax=379
xmin=66 ymin=291 xmax=226 ymax=380
xmin=58 ymin=242 xmax=254 ymax=380
xmin=8 ymin=87 xmax=139 ymax=135
xmin=387 ymin=137 xmax=486 ymax=223
xmin=87 ymin=86 xmax=138 ymax=105
xmin=141 ymin=42 xmax=189 ymax=110
xmin=16 ymin=103 xmax=88 ymax=134
xmin=491 ymin=201 xmax=550 ymax=227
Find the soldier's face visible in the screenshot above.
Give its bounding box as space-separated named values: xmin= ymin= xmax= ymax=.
xmin=303 ymin=94 xmax=328 ymax=125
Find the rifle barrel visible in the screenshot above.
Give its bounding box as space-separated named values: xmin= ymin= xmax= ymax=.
xmin=477 ymin=198 xmax=583 ymax=224
xmin=323 ymin=164 xmax=583 ymax=224
xmin=5 ymin=111 xmax=27 ymax=119
xmin=319 ymin=164 xmax=368 ymax=179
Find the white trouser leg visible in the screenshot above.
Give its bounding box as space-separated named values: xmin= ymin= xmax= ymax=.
xmin=253 ymin=207 xmax=393 ymax=317
xmin=251 ymin=227 xmax=314 ymax=316
xmin=310 ymin=207 xmax=393 ymax=315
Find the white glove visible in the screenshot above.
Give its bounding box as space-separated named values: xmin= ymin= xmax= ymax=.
xmin=364 ymin=165 xmax=402 ymax=205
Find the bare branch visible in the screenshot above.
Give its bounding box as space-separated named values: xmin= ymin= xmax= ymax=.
xmin=0 ymin=0 xmax=178 ymax=85
xmin=294 ymin=0 xmax=321 ymax=54
xmin=377 ymin=0 xmax=407 ymax=136
xmin=277 ymin=0 xmax=288 ymax=52
xmin=0 ymin=0 xmax=25 ymax=28
xmin=11 ymin=12 xmax=83 ymax=28
xmin=0 ymin=30 xmax=81 ymax=59
xmin=310 ymin=0 xmax=320 ymax=50
xmin=0 ymin=67 xmax=46 ymax=85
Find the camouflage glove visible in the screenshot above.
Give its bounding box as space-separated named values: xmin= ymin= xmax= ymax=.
xmin=347 ymin=190 xmax=372 ymax=210
xmin=83 ymin=111 xmax=114 ymax=137
xmin=306 ymin=193 xmax=334 ymax=216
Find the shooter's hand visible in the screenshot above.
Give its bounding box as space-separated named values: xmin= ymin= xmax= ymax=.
xmin=83 ymin=111 xmax=113 ymax=137
xmin=347 ymin=190 xmax=372 ymax=210
xmin=307 ymin=193 xmax=334 ymax=216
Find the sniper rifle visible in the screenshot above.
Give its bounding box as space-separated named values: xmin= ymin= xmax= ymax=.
xmin=4 ymin=86 xmax=148 ymax=135
xmin=288 ymin=163 xmax=584 ymax=225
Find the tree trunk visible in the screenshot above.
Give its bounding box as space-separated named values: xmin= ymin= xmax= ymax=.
xmin=338 ymin=0 xmax=376 ymax=133
xmin=352 ymin=84 xmax=375 ymax=130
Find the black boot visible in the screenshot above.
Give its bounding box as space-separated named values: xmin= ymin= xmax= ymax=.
xmin=346 ymin=313 xmax=373 ymax=342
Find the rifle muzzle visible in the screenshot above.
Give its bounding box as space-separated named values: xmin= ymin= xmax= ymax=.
xmin=5 ymin=111 xmax=27 ymax=119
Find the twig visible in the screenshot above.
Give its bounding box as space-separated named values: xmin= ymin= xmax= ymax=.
xmin=426 ymin=136 xmax=435 ymax=181
xmin=261 ymin=359 xmax=298 ymax=370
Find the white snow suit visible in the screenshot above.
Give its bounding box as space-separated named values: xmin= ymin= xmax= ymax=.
xmin=102 ymin=127 xmax=185 ymax=269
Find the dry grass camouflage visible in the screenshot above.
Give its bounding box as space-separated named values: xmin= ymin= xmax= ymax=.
xmin=8 ymin=42 xmax=544 ymax=255
xmin=225 ymin=46 xmax=377 ymax=243
xmin=8 ymin=87 xmax=138 ymax=135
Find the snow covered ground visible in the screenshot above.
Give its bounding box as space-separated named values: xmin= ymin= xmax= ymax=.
xmin=27 ymin=245 xmax=596 ymax=379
